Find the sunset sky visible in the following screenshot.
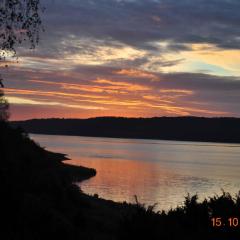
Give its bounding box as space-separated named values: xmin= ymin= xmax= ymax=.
xmin=3 ymin=0 xmax=240 ymax=120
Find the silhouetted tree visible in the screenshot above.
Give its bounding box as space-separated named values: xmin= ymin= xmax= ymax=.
xmin=0 ymin=0 xmax=43 ymax=57
xmin=0 ymin=0 xmax=43 ymax=121
xmin=0 ymin=81 xmax=9 ymax=121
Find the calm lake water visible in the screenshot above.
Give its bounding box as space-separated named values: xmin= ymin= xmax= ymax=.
xmin=31 ymin=134 xmax=240 ymax=211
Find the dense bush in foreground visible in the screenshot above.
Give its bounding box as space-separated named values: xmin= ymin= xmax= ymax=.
xmin=1 ymin=121 xmax=240 ymax=239
xmin=119 ymin=193 xmax=240 ymax=240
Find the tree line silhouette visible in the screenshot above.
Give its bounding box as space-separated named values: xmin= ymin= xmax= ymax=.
xmin=13 ymin=116 xmax=240 ymax=143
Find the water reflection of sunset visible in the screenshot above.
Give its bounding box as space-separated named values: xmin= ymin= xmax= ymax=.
xmin=32 ymin=134 xmax=240 ymax=211
xmin=67 ymin=157 xmax=180 ymax=207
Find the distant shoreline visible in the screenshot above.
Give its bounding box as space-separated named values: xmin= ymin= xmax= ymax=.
xmin=29 ymin=131 xmax=240 ymax=146
xmin=11 ymin=116 xmax=240 ymax=144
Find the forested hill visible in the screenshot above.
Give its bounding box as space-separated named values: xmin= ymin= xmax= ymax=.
xmin=12 ymin=117 xmax=240 ymax=143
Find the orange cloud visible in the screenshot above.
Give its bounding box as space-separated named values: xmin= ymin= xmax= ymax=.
xmin=94 ymin=78 xmax=151 ymax=91
xmin=7 ymin=96 xmax=107 ymax=110
xmin=4 ymin=88 xmax=109 ymax=99
xmin=148 ymin=104 xmax=228 ymax=116
xmin=159 ymin=89 xmax=194 ymax=95
xmin=29 ymin=79 xmax=147 ymax=93
xmin=143 ymin=95 xmax=174 ymax=103
xmin=29 ymin=80 xmax=104 ymax=93
xmin=115 ymin=69 xmax=158 ymax=80
xmin=5 ymin=78 xmax=229 ymax=119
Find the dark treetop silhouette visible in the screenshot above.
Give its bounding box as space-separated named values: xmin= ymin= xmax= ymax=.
xmin=0 ymin=0 xmax=42 ymax=58
xmin=0 ymin=0 xmax=43 ymax=121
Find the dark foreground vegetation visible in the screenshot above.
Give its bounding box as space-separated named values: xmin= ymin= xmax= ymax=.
xmin=13 ymin=116 xmax=240 ymax=143
xmin=1 ymin=121 xmax=240 ymax=239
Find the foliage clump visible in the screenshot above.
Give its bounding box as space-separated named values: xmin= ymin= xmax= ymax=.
xmin=0 ymin=0 xmax=43 ymax=58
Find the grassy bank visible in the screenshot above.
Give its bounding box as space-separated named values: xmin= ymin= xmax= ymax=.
xmin=1 ymin=121 xmax=240 ymax=239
